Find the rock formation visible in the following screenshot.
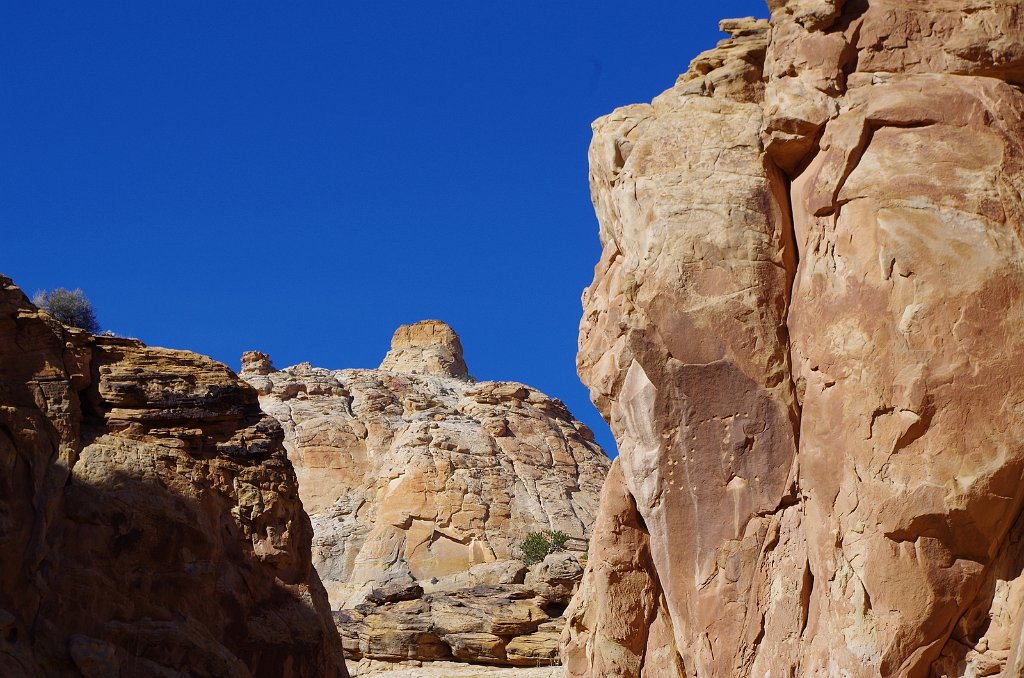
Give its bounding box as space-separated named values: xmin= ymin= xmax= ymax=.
xmin=379 ymin=320 xmax=470 ymax=379
xmin=0 ymin=275 xmax=347 ymax=677
xmin=241 ymin=320 xmax=609 ymax=668
xmin=347 ymin=662 xmax=562 ymax=678
xmin=337 ymin=551 xmax=582 ymax=672
xmin=566 ymin=3 xmax=1024 ymax=677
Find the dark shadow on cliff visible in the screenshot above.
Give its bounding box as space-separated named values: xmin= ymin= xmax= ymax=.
xmin=2 ymin=463 xmax=346 ymax=678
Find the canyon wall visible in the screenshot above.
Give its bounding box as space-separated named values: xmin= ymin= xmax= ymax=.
xmin=566 ymin=2 xmax=1024 ymax=676
xmin=0 ymin=276 xmax=347 ymax=677
xmin=242 ymin=320 xmax=609 ymax=668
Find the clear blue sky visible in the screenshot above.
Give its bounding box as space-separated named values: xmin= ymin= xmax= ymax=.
xmin=2 ymin=1 xmax=768 ymax=456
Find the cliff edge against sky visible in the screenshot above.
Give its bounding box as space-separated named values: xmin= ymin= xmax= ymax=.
xmin=0 ymin=275 xmax=347 ymax=677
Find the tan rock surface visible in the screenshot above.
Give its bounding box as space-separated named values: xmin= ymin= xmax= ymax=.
xmin=348 ymin=660 xmax=562 ymax=677
xmin=337 ymin=572 xmax=574 ymax=668
xmin=0 ymin=275 xmax=347 ymax=677
xmin=243 ymin=321 xmax=608 ymax=667
xmin=569 ymin=3 xmax=1024 ymax=676
xmin=379 ymin=320 xmax=470 ymax=379
xmin=562 ymin=460 xmax=682 ymax=678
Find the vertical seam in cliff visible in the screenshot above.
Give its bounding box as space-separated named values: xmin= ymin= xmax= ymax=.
xmin=799 ymin=558 xmax=814 ymax=637
xmin=776 ymin=163 xmax=804 ymax=448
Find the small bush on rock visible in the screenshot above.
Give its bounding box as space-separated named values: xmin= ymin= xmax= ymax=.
xmin=520 ymin=529 xmax=570 ymax=565
xmin=32 ymin=287 xmax=100 ymax=333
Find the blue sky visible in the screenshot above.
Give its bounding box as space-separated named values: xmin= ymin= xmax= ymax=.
xmin=2 ymin=1 xmax=768 ymax=456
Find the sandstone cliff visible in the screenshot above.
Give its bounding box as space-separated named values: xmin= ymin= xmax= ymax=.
xmin=566 ymin=3 xmax=1024 ymax=677
xmin=0 ymin=275 xmax=347 ymax=677
xmin=241 ymin=320 xmax=609 ymax=668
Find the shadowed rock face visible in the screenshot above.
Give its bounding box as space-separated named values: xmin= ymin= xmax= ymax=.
xmin=566 ymin=4 xmax=1024 ymax=677
xmin=241 ymin=322 xmax=609 ymax=667
xmin=0 ymin=275 xmax=347 ymax=678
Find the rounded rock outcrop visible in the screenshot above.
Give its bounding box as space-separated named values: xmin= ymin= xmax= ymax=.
xmin=0 ymin=275 xmax=348 ymax=677
xmin=379 ymin=320 xmax=470 ymax=379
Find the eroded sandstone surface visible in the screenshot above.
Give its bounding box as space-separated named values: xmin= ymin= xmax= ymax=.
xmin=347 ymin=660 xmax=562 ymax=678
xmin=0 ymin=275 xmax=347 ymax=677
xmin=566 ymin=3 xmax=1024 ymax=677
xmin=335 ymin=551 xmax=582 ymax=669
xmin=242 ymin=320 xmax=609 ymax=666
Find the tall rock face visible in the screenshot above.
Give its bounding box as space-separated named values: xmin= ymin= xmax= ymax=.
xmin=241 ymin=321 xmax=609 ymax=667
xmin=0 ymin=276 xmax=347 ymax=677
xmin=568 ymin=4 xmax=1024 ymax=677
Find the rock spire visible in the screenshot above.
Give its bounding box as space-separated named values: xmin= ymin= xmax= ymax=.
xmin=379 ymin=319 xmax=470 ymax=378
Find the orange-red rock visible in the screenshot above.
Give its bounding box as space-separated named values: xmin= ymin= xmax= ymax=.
xmin=569 ymin=3 xmax=1024 ymax=676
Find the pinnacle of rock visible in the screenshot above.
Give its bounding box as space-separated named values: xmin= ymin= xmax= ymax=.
xmin=240 ymin=350 xmax=274 ymax=375
xmin=378 ymin=319 xmax=469 ymax=378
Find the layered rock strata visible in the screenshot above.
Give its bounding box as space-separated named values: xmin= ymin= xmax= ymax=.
xmin=566 ymin=4 xmax=1024 ymax=677
xmin=379 ymin=320 xmax=470 ymax=379
xmin=0 ymin=275 xmax=347 ymax=677
xmin=241 ymin=320 xmax=609 ymax=666
xmin=337 ymin=552 xmax=583 ymax=671
xmin=347 ymin=661 xmax=562 ymax=678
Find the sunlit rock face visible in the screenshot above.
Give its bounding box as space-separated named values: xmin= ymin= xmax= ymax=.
xmin=566 ymin=4 xmax=1024 ymax=676
xmin=0 ymin=275 xmax=348 ymax=678
xmin=242 ymin=321 xmax=610 ymax=666
xmin=379 ymin=319 xmax=470 ymax=379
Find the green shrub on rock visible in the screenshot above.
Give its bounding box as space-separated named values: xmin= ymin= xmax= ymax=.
xmin=520 ymin=529 xmax=570 ymax=565
xmin=32 ymin=287 xmax=100 ymax=333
